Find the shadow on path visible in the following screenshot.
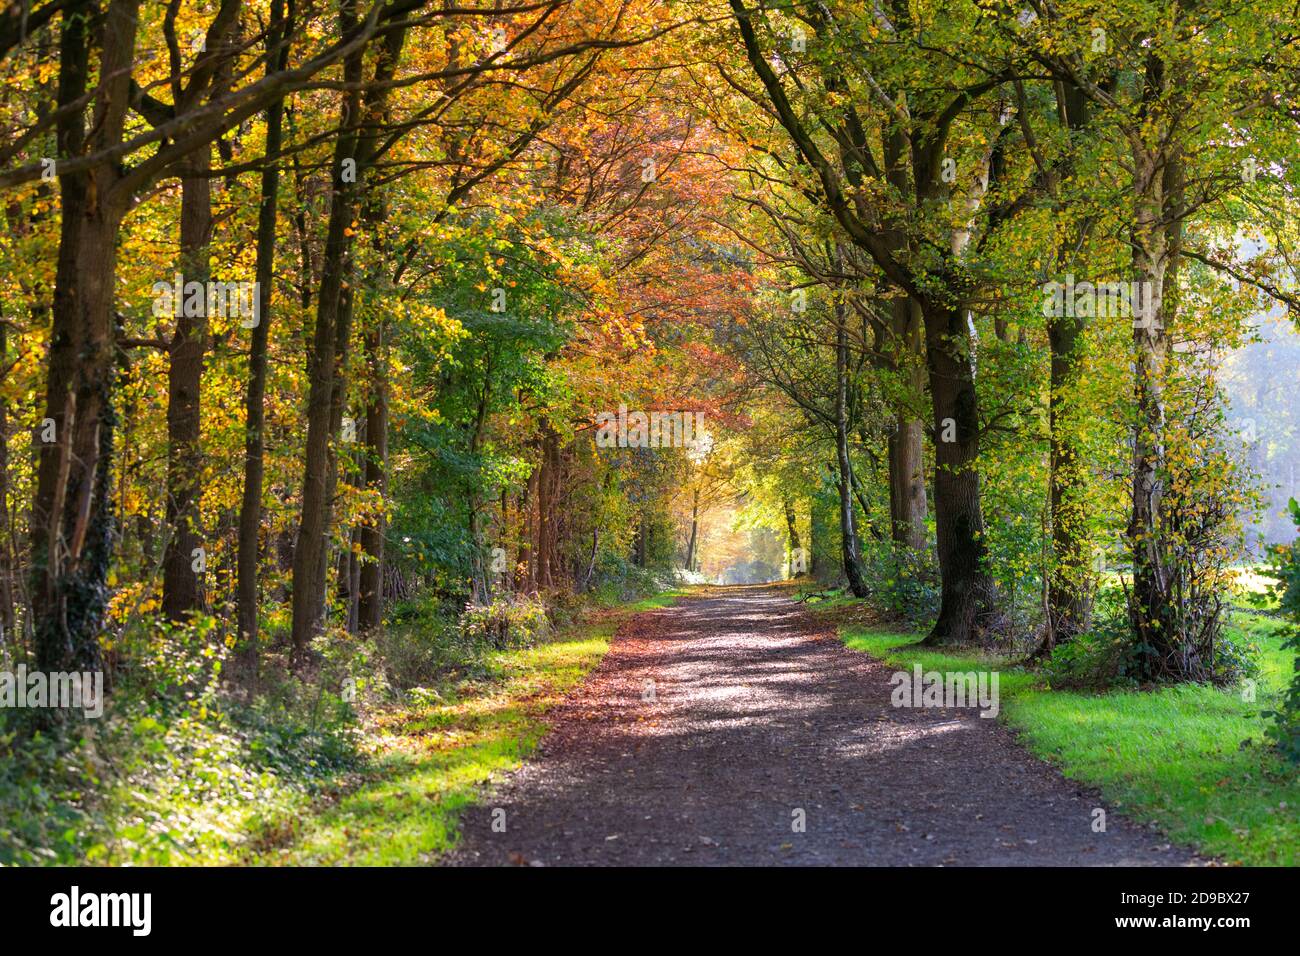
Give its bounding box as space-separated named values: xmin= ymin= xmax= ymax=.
xmin=449 ymin=586 xmax=1201 ymax=866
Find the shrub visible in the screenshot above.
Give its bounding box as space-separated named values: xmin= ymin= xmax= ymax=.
xmin=860 ymin=544 xmax=940 ymax=625
xmin=372 ymin=600 xmax=481 ymax=691
xmin=1047 ymin=587 xmax=1259 ymax=691
xmin=1264 ymin=500 xmax=1300 ymax=764
xmin=1044 ymin=607 xmax=1143 ymax=691
xmin=589 ymin=553 xmax=679 ymax=605
xmin=459 ymin=595 xmax=551 ymax=649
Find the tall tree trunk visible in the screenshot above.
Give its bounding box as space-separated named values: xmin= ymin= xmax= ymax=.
xmin=162 ymin=147 xmax=211 ymax=621
xmin=887 ymin=299 xmax=928 ymax=551
xmin=289 ymin=9 xmax=363 ymax=656
xmin=357 ymin=320 xmax=388 ymax=630
xmin=1040 ymin=300 xmax=1090 ymax=650
xmin=783 ymin=497 xmax=800 ymax=563
xmin=31 ymin=0 xmax=140 ymax=675
xmin=321 ymin=284 xmax=355 ymax=605
xmin=237 ymin=0 xmax=290 ymax=657
xmin=834 ymin=294 xmax=868 ymax=597
xmin=0 ymin=318 xmax=12 ymax=647
xmin=532 ymin=426 xmax=561 ymax=587
xmin=920 ymin=300 xmax=996 ymax=645
xmin=880 ymin=129 xmax=929 ymax=554
xmin=350 ymin=22 xmax=404 ymax=627
xmin=684 ymin=486 xmax=699 ymax=571
xmin=1128 ymin=141 xmax=1180 ymax=680
xmin=1036 ymin=80 xmax=1094 ymax=656
xmin=633 ymin=513 xmax=647 ymax=568
xmin=522 ymin=462 xmax=539 ymax=592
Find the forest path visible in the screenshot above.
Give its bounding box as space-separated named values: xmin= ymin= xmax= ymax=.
xmin=449 ymin=585 xmax=1200 ymax=866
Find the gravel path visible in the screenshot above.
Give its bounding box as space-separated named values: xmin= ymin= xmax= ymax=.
xmin=450 ymin=586 xmax=1202 ymax=866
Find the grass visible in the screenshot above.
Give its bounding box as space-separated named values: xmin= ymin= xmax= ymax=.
xmin=831 ymin=610 xmax=1298 ymax=866
xmin=247 ymin=590 xmax=682 ymax=865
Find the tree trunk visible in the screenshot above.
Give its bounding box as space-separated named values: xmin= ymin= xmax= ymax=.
xmin=237 ymin=0 xmax=289 ymax=657
xmin=522 ymin=464 xmax=539 ymax=592
xmin=534 ymin=426 xmax=560 ymax=587
xmin=887 ymin=299 xmax=928 ymax=551
xmin=633 ymin=513 xmax=647 ymax=568
xmin=162 ymin=146 xmax=211 ymax=621
xmin=783 ymin=496 xmax=801 ymax=571
xmin=920 ymin=300 xmax=997 ymax=645
xmin=881 ymin=131 xmax=929 ymax=554
xmin=1127 ymin=142 xmax=1179 ymax=679
xmin=0 ymin=319 xmax=12 ymax=647
xmin=1035 ymin=80 xmax=1094 ymax=657
xmin=684 ymin=486 xmax=700 ymax=571
xmin=350 ymin=22 xmax=405 ymax=628
xmin=31 ymin=0 xmax=141 ymax=675
xmin=1039 ymin=300 xmax=1091 ymax=651
xmin=289 ymin=28 xmax=363 ymax=655
xmin=357 ymin=321 xmax=388 ymax=630
xmin=834 ymin=294 xmax=868 ymax=597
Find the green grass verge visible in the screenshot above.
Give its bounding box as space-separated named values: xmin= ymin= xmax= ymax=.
xmin=835 ymin=612 xmax=1298 ymax=866
xmin=248 ymin=590 xmax=682 ymax=865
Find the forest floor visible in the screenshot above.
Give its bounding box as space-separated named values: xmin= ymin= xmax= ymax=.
xmin=449 ymin=585 xmax=1201 ymax=866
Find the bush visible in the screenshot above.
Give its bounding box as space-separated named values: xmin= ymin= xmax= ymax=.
xmin=1044 ymin=611 xmax=1143 ymax=691
xmin=372 ymin=600 xmax=481 ymax=691
xmin=1047 ymin=588 xmax=1259 ymax=691
xmin=1264 ymin=500 xmax=1300 ymax=764
xmin=459 ymin=595 xmax=551 ymax=649
xmin=0 ymin=614 xmax=361 ymax=866
xmin=589 ymin=553 xmax=679 ymax=606
xmin=860 ymin=544 xmax=940 ymax=625
xmin=1264 ymin=628 xmax=1300 ymax=764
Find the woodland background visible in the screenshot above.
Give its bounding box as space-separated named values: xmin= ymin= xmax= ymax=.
xmin=0 ymin=0 xmax=1298 ymax=864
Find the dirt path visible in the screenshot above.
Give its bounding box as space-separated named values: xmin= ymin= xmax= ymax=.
xmin=450 ymin=586 xmax=1200 ymax=866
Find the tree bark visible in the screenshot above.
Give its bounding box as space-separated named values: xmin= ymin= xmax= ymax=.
xmin=31 ymin=0 xmax=140 ymax=675
xmin=887 ymin=295 xmax=928 ymax=552
xmin=882 ymin=135 xmax=928 ymax=553
xmin=237 ymin=0 xmax=290 ymax=656
xmin=0 ymin=319 xmax=12 ymax=646
xmin=834 ymin=293 xmax=868 ymax=597
xmin=162 ymin=146 xmax=211 ymax=621
xmin=1035 ymin=80 xmax=1094 ymax=656
xmin=1127 ymin=134 xmax=1180 ymax=679
xmin=541 ymin=428 xmax=561 ymax=586
xmin=783 ymin=497 xmax=800 ymax=562
xmin=289 ymin=9 xmax=363 ymax=655
xmin=684 ymin=485 xmax=700 ymax=571
xmin=920 ymin=300 xmax=997 ymax=645
xmin=1040 ymin=299 xmax=1090 ymax=650
xmin=352 ymin=21 xmax=404 ymax=628
xmin=357 ymin=320 xmax=388 ymax=630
